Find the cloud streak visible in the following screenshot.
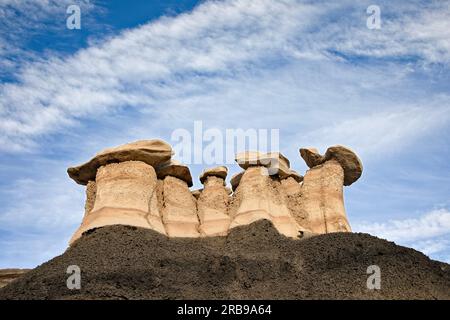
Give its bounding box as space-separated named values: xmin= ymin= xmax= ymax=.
xmin=1 ymin=0 xmax=450 ymax=152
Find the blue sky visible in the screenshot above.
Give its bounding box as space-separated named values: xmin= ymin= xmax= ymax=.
xmin=0 ymin=0 xmax=449 ymax=268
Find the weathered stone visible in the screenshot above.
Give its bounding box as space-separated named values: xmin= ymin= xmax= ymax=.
xmin=199 ymin=166 xmax=228 ymax=184
xmin=228 ymin=167 xmax=306 ymax=238
xmin=161 ymin=176 xmax=200 ymax=237
xmin=299 ymin=147 xmax=325 ymax=168
xmin=84 ymin=180 xmax=96 ymax=217
xmin=324 ymin=145 xmax=363 ymax=186
xmin=298 ymin=159 xmax=351 ymax=234
xmin=156 ymin=160 xmax=193 ymax=187
xmin=281 ymin=169 xmax=303 ymax=183
xmin=69 ymin=161 xmax=166 ymax=245
xmin=235 ymin=151 xmax=291 ymax=177
xmin=198 ymin=176 xmax=231 ymax=236
xmin=67 ymin=139 xmax=173 ymax=185
xmin=230 ymin=171 xmax=244 ymax=191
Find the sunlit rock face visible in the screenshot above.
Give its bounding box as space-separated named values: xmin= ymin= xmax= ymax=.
xmin=69 ymin=160 xmax=165 ymax=245
xmin=67 ymin=139 xmax=362 ymax=245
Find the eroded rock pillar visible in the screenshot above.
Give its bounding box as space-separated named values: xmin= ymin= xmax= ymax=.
xmin=197 ymin=167 xmax=230 ymax=236
xmin=229 ymin=166 xmax=303 ymax=238
xmin=69 ymin=160 xmax=165 ymax=244
xmin=161 ymin=176 xmax=200 ymax=237
xmin=299 ymin=145 xmax=363 ymax=234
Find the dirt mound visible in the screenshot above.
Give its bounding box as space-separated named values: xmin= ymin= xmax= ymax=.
xmin=1 ymin=220 xmax=449 ymax=299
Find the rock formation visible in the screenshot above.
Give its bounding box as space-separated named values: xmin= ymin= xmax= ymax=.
xmin=197 ymin=166 xmax=231 ymax=236
xmin=299 ymin=145 xmax=363 ymax=233
xmin=67 ymin=140 xmax=363 ymax=245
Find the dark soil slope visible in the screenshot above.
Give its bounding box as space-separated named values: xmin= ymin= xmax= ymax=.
xmin=1 ymin=220 xmax=449 ymax=299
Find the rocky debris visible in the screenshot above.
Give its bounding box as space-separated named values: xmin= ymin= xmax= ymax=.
xmin=230 ymin=171 xmax=244 ymax=191
xmin=299 ymin=147 xmax=325 ymax=168
xmin=69 ymin=161 xmax=166 ymax=245
xmin=67 ymin=139 xmax=173 ymax=185
xmin=228 ymin=167 xmax=305 ymax=238
xmin=155 ymin=160 xmax=193 ymax=187
xmin=161 ymin=176 xmax=200 ymax=237
xmin=2 ymin=221 xmax=449 ymax=300
xmin=199 ymin=166 xmax=228 ymax=184
xmin=324 ymin=145 xmax=363 ymax=186
xmin=197 ymin=175 xmax=231 ymax=236
xmin=0 ymin=269 xmax=30 ymax=289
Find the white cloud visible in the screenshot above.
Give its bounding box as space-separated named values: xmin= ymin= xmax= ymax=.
xmin=1 ymin=0 xmax=450 ymax=153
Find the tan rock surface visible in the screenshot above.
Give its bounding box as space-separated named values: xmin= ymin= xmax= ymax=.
xmin=199 ymin=166 xmax=228 ymax=184
xmin=161 ymin=176 xmax=200 ymax=237
xmin=228 ymin=167 xmax=305 ymax=238
xmin=67 ymin=139 xmax=173 ymax=185
xmin=298 ymin=159 xmax=351 ymax=233
xmin=281 ymin=169 xmax=303 ymax=183
xmin=324 ymin=145 xmax=363 ymax=186
xmin=156 ymin=160 xmax=193 ymax=187
xmin=197 ymin=176 xmax=231 ymax=236
xmin=299 ymin=147 xmax=325 ymax=168
xmin=69 ymin=161 xmax=166 ymax=244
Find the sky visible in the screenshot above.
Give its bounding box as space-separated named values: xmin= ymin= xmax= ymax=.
xmin=0 ymin=0 xmax=449 ymax=268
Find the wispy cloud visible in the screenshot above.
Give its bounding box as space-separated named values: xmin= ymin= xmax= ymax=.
xmin=1 ymin=0 xmax=450 ymax=152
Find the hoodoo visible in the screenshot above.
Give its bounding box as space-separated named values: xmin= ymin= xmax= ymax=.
xmin=67 ymin=140 xmax=363 ymax=244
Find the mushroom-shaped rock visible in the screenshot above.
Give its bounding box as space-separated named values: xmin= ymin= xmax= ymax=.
xmin=161 ymin=176 xmax=200 ymax=237
xmin=299 ymin=147 xmax=325 ymax=168
xmin=235 ymin=151 xmax=290 ymax=177
xmin=299 ymin=159 xmax=352 ymax=234
xmin=68 ymin=139 xmax=173 ymax=185
xmin=228 ymin=166 xmax=307 ymax=238
xmin=197 ymin=175 xmax=231 ymax=236
xmin=230 ymin=171 xmax=244 ymax=191
xmin=199 ymin=166 xmax=228 ymax=184
xmin=69 ymin=161 xmax=166 ymax=245
xmin=156 ymin=160 xmax=193 ymax=187
xmin=324 ymin=145 xmax=363 ymax=186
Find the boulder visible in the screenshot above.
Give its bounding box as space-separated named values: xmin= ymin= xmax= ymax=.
xmin=299 ymin=147 xmax=325 ymax=168
xmin=156 ymin=160 xmax=193 ymax=187
xmin=199 ymin=166 xmax=228 ymax=184
xmin=67 ymin=139 xmax=173 ymax=185
xmin=235 ymin=152 xmax=290 ymax=177
xmin=324 ymin=145 xmax=363 ymax=186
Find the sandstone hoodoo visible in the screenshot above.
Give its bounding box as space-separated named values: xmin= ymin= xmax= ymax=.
xmin=5 ymin=138 xmax=449 ymax=300
xmin=67 ymin=139 xmax=363 ymax=245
